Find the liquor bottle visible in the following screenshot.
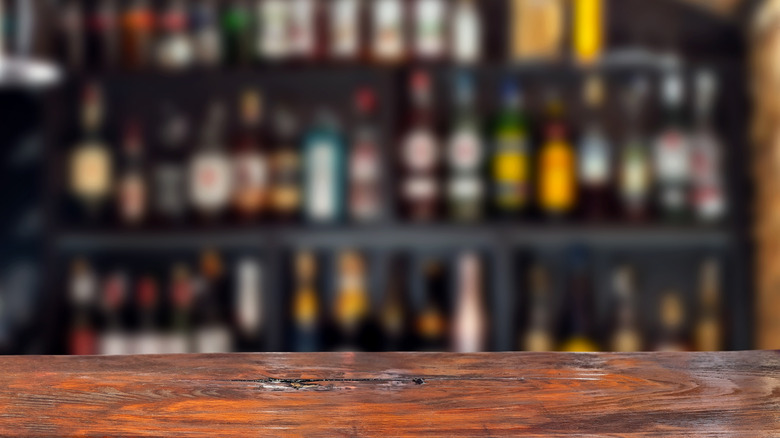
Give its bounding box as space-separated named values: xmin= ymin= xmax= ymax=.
xmin=85 ymin=0 xmax=119 ymax=70
xmin=68 ymin=259 xmax=98 ymax=355
xmin=447 ymin=71 xmax=485 ymax=222
xmin=694 ymin=258 xmax=724 ymax=351
xmin=378 ymin=256 xmax=411 ymax=351
xmin=451 ymin=0 xmax=481 ymax=65
xmin=559 ymin=247 xmax=599 ymax=352
xmin=413 ymin=0 xmax=447 ymax=61
xmin=654 ymin=290 xmax=688 ymax=352
xmin=609 ymin=265 xmax=643 ymax=352
xmin=332 ymin=250 xmax=371 ymax=350
xmin=372 ymin=0 xmax=405 ymax=63
xmin=349 ymin=87 xmax=383 ymax=223
xmin=690 ymin=70 xmax=727 ymax=223
xmin=510 ymin=0 xmax=564 ymax=62
xmin=69 ymin=82 xmax=113 ymax=219
xmin=654 ymin=70 xmax=691 ymax=221
xmin=303 ymin=109 xmax=347 ymax=223
xmin=189 ymin=102 xmax=232 ymax=219
xmin=231 ymin=89 xmax=269 ymax=220
xmin=194 ymin=250 xmax=234 ymax=353
xmin=190 ymin=0 xmax=222 ymax=67
xmin=98 ymin=271 xmax=130 ymax=355
xmin=491 ymin=78 xmax=530 ymax=217
xmin=291 ymin=251 xmax=321 ymax=352
xmin=521 ymin=263 xmax=554 ymax=352
xmin=618 ymin=76 xmax=652 ymax=220
xmin=119 ymin=0 xmax=152 ymax=70
xmin=154 ymin=103 xmax=190 ymax=221
xmin=167 ymin=264 xmax=194 ymax=354
xmin=400 ymin=70 xmax=440 ymax=222
xmin=572 ymin=0 xmax=603 ymax=66
xmin=538 ymin=91 xmax=576 ymax=218
xmin=134 ymin=275 xmax=162 ymax=355
xmin=451 ymin=252 xmax=488 ymax=352
xmin=257 ymin=0 xmax=289 ymax=62
xmin=116 ymin=120 xmax=147 ymax=226
xmin=330 ymin=0 xmax=361 ymax=61
xmin=270 ymin=106 xmax=302 ymax=221
xmin=234 ymin=258 xmax=264 ymax=351
xmin=58 ymin=0 xmax=85 ymax=69
xmin=287 ymin=0 xmax=317 ymax=60
xmin=415 ymin=259 xmax=449 ymax=351
xmin=221 ymin=0 xmax=252 ymax=66
xmin=578 ymin=75 xmax=612 ymax=220
xmin=156 ymin=0 xmax=193 ymax=71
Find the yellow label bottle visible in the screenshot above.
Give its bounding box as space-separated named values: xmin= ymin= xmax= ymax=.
xmin=538 ymin=125 xmax=576 ymax=215
xmin=573 ymin=0 xmax=603 ymax=66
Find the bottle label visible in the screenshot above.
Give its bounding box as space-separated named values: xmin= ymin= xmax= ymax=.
xmin=351 ymin=141 xmax=380 ymax=182
xmin=288 ymin=0 xmax=315 ymax=56
xmin=493 ymin=136 xmax=528 ymax=207
xmin=259 ymin=0 xmax=289 ymax=58
xmin=118 ymin=174 xmax=147 ymax=224
xmin=621 ymin=145 xmax=649 ymax=200
xmin=190 ymin=153 xmax=232 ymax=213
xmin=373 ymin=0 xmax=404 ymax=60
xmin=154 ymin=164 xmax=186 ymax=218
xmin=655 ymin=130 xmax=690 ymax=182
xmin=579 ymin=136 xmax=610 ymax=186
xmin=233 ymin=152 xmax=269 ymax=213
xmin=307 ymin=142 xmax=338 ymax=220
xmin=331 ymin=0 xmax=359 ymax=58
xmin=403 ymin=175 xmax=438 ymax=200
xmin=449 ymin=176 xmax=484 ymax=200
xmin=415 ymin=0 xmax=446 ymax=59
xmin=236 ymin=259 xmax=263 ymax=336
xmin=539 ymin=143 xmax=575 ymax=211
xmin=71 ymin=143 xmax=112 ymax=201
xmin=448 ymin=130 xmax=483 ymax=172
xmin=452 ymin=1 xmax=480 ymax=63
xmin=403 ymin=129 xmax=439 ymax=172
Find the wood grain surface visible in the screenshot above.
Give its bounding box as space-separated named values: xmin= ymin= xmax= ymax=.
xmin=0 ymin=352 xmax=778 ymax=436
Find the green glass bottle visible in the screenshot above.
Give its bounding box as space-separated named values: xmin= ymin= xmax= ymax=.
xmin=221 ymin=0 xmax=252 ymax=66
xmin=491 ymin=78 xmax=530 ymax=217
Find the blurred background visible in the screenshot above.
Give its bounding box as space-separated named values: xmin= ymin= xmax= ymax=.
xmin=0 ymin=0 xmax=764 ymax=354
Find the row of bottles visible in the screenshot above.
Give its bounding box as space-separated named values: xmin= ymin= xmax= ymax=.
xmin=52 ymin=0 xmax=607 ymax=71
xmin=54 ymin=0 xmax=484 ymax=70
xmin=399 ymin=69 xmax=727 ymax=223
xmin=67 ymin=67 xmax=727 ymax=227
xmin=66 ymin=246 xmax=726 ymax=354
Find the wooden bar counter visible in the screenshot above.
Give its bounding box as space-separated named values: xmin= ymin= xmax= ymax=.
xmin=0 ymin=352 xmax=778 ymax=436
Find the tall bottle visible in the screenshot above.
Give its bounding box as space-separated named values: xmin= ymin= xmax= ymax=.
xmin=413 ymin=0 xmax=447 ymax=61
xmin=234 ymin=258 xmax=264 ymax=351
xmin=694 ymin=258 xmax=724 ymax=351
xmin=167 ymin=264 xmax=194 ymax=354
xmin=415 ymin=259 xmax=449 ymax=350
xmin=303 ymin=110 xmax=347 ymax=223
xmin=654 ymin=70 xmax=691 ymax=221
xmin=85 ymin=0 xmax=119 ymax=70
xmin=521 ymin=263 xmax=554 ymax=352
xmin=194 ymin=250 xmax=234 ymax=353
xmin=690 ymin=69 xmax=727 ymax=223
xmin=609 ymin=265 xmax=643 ymax=352
xmin=69 ymin=82 xmax=113 ymax=219
xmin=156 ymin=0 xmax=193 ymax=71
xmin=98 ymin=271 xmax=130 ymax=355
xmin=654 ymin=290 xmax=688 ymax=352
xmin=291 ymin=251 xmax=321 ymax=352
xmin=330 ymin=0 xmax=361 ymax=61
xmin=116 ymin=120 xmax=147 ymax=226
xmin=572 ymin=0 xmax=603 ymax=66
xmin=68 ymin=259 xmax=98 ymax=355
xmin=372 ymin=0 xmax=405 ymax=63
xmin=378 ymin=256 xmax=411 ymax=351
xmin=538 ymin=91 xmax=576 ymax=218
xmin=400 ymin=70 xmax=440 ymax=222
xmin=618 ymin=76 xmax=652 ymax=220
xmin=221 ymin=0 xmax=252 ymax=66
xmin=451 ymin=0 xmax=481 ymax=65
xmin=153 ymin=103 xmax=189 ymax=221
xmin=559 ymin=247 xmax=599 ymax=352
xmin=451 ymin=252 xmax=488 ymax=352
xmin=189 ymin=102 xmax=232 ymax=220
xmin=510 ymin=0 xmax=564 ymax=62
xmin=120 ymin=0 xmax=153 ymax=70
xmin=134 ymin=275 xmax=162 ymax=354
xmin=269 ymin=106 xmax=302 ymax=222
xmin=190 ymin=0 xmax=222 ymax=67
xmin=257 ymin=0 xmax=290 ymax=62
xmin=491 ymin=78 xmax=530 ymax=217
xmin=578 ymin=74 xmax=612 ymax=220
xmin=58 ymin=0 xmax=85 ymax=69
xmin=332 ymin=250 xmax=371 ymax=350
xmin=349 ymin=87 xmax=383 ymax=223
xmin=231 ymin=89 xmax=269 ymax=220
xmin=447 ymin=71 xmax=485 ymax=222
